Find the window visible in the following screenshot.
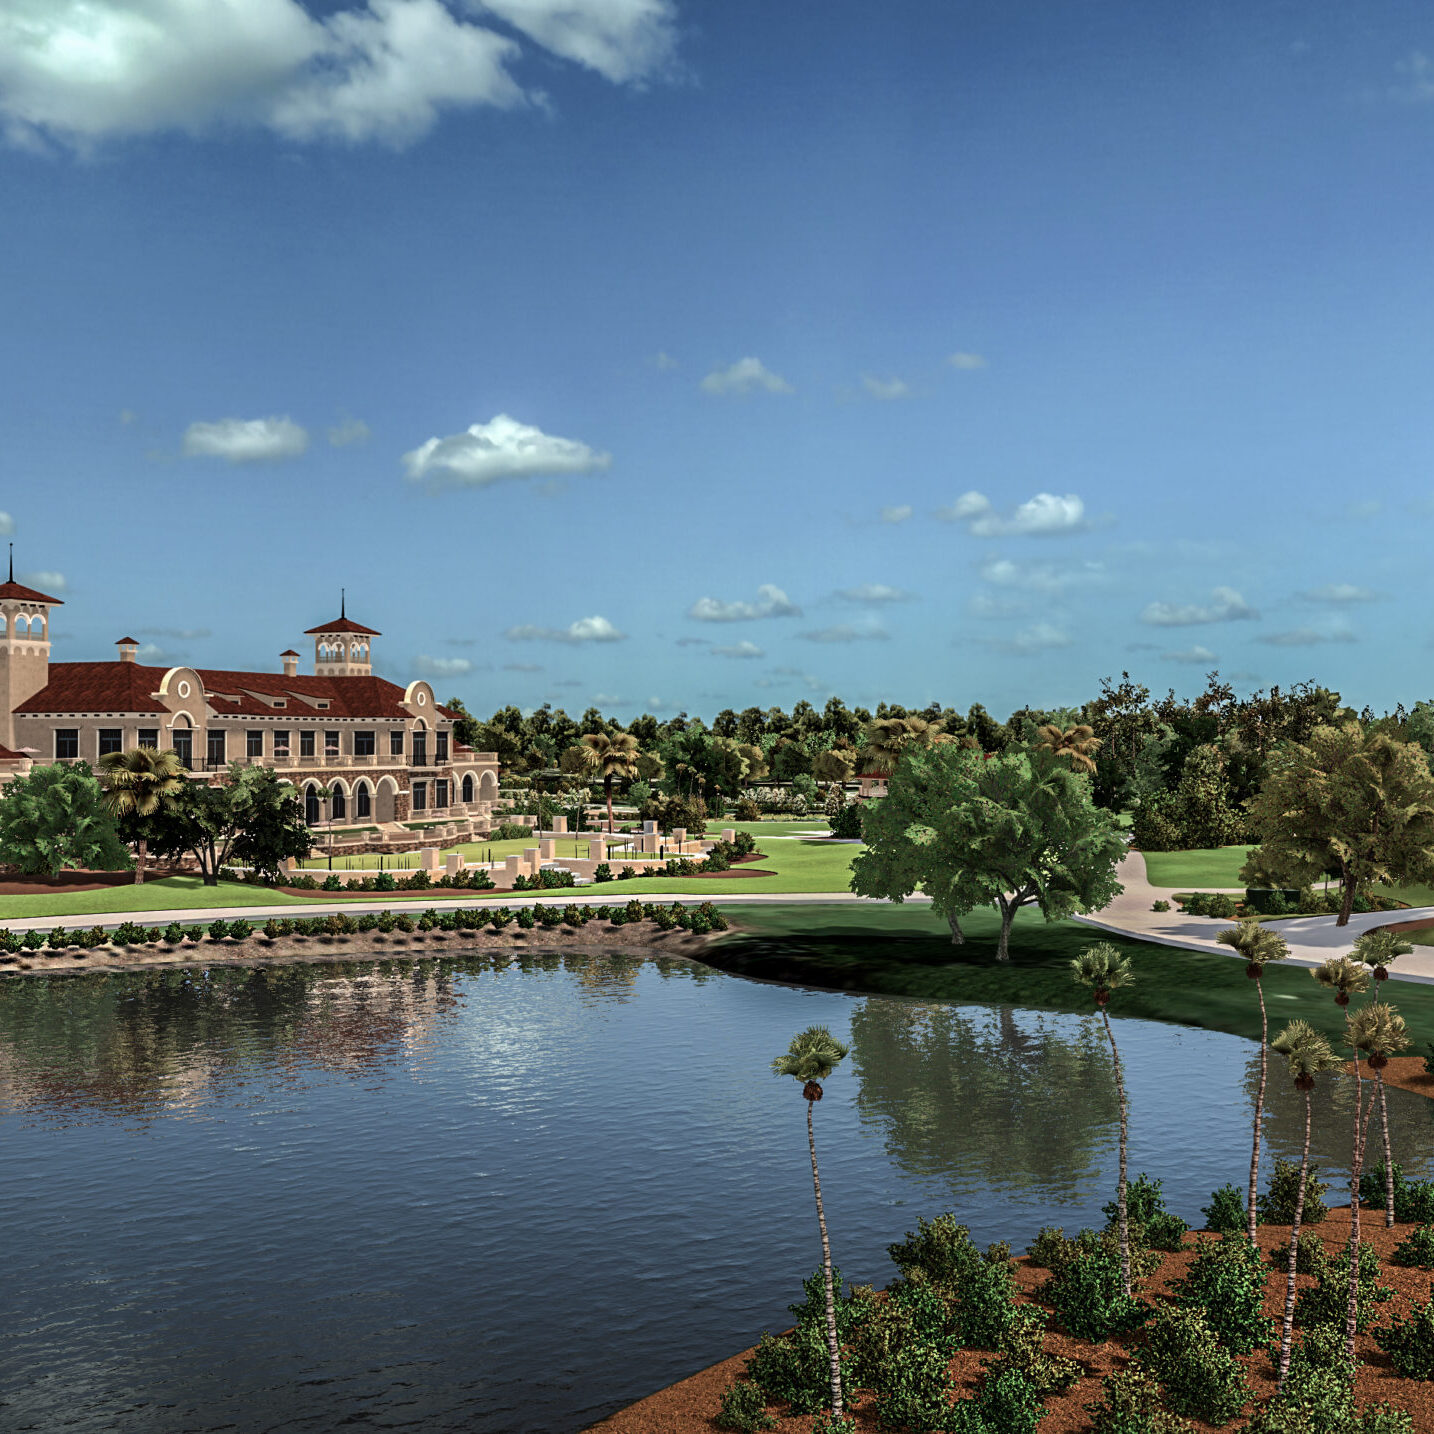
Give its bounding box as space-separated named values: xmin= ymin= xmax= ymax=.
xmin=412 ymin=781 xmax=427 ymax=812
xmin=436 ymin=731 xmax=449 ymax=762
xmin=56 ymin=729 xmax=79 ymax=760
xmin=354 ymin=730 xmax=375 ymax=758
xmin=462 ymin=774 xmax=474 ymax=803
xmin=206 ymin=729 xmax=226 ymax=767
xmin=98 ymin=728 xmax=123 ymax=757
xmin=316 ymin=701 xmax=329 ymax=710
xmin=247 ymin=730 xmax=264 ymax=758
xmin=300 ymin=730 xmax=315 ymax=758
xmin=138 ymin=727 xmax=159 ymax=749
xmin=273 ymin=700 xmax=286 ymax=709
xmin=356 ymin=782 xmax=371 ymax=819
xmin=390 ymin=729 xmax=405 ymax=756
xmin=325 ymin=730 xmax=339 ymax=756
xmin=305 ymin=785 xmax=320 ymax=824
xmin=331 ymin=787 xmax=346 ymax=820
xmin=172 ymin=729 xmax=193 ymax=768
xmin=412 ymin=728 xmax=427 ymax=765
xmin=435 ymin=779 xmax=449 ymax=808
xmin=274 ymin=730 xmax=290 ymax=756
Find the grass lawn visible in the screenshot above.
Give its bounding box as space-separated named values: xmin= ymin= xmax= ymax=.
xmin=0 ymin=878 xmax=321 ymax=922
xmin=1141 ymin=846 xmax=1254 ymax=890
xmin=705 ymin=902 xmax=1434 ymax=1049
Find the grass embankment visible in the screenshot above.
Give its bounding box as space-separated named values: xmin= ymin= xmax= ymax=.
xmin=0 ymin=879 xmax=321 ymax=922
xmin=1140 ymin=846 xmax=1254 ymax=889
xmin=706 ymin=902 xmax=1434 ymax=1049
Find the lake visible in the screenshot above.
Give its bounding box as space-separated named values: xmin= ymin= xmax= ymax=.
xmin=2 ymin=949 xmax=1430 ymax=1432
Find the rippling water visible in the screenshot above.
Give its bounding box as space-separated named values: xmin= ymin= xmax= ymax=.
xmin=1 ymin=950 xmax=1431 ymax=1432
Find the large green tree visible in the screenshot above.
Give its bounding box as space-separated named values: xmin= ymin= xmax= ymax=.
xmin=851 ymin=744 xmax=1125 ymax=958
xmin=98 ymin=745 xmax=186 ymax=885
xmin=0 ymin=760 xmax=131 ymax=878
xmin=1242 ymin=722 xmax=1434 ymax=925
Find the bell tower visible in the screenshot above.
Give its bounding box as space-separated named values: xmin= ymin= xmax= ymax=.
xmin=0 ymin=548 xmax=62 ymax=749
xmin=305 ymin=590 xmax=380 ymax=678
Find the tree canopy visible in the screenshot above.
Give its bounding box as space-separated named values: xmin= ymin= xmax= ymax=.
xmin=0 ymin=760 xmax=132 ymax=878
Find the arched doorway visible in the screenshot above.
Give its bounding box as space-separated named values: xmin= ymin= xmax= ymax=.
xmin=356 ymin=781 xmax=371 ymax=819
xmin=461 ymin=774 xmax=474 ymax=803
xmin=375 ymin=777 xmax=398 ymax=823
xmin=331 ymin=786 xmax=347 ymax=821
xmin=305 ymin=784 xmax=320 ymax=825
xmin=479 ymin=770 xmax=498 ymax=803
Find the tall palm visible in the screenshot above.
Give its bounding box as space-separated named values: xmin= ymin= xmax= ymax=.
xmin=1269 ymin=1020 xmax=1343 ymax=1387
xmin=579 ymin=731 xmax=640 ymax=832
xmin=1348 ymin=1000 xmax=1411 ymax=1230
xmin=98 ymin=746 xmax=185 ymax=885
xmin=1353 ymin=928 xmax=1414 ymax=1231
xmin=1035 ymin=723 xmax=1102 ymax=774
xmin=1217 ymin=919 xmax=1291 ymax=1242
xmin=1314 ymin=955 xmax=1373 ymax=1366
xmin=860 ymin=716 xmax=912 ymax=777
xmin=1071 ymin=942 xmax=1136 ymax=1298
xmin=772 ymin=1025 xmax=850 ymax=1423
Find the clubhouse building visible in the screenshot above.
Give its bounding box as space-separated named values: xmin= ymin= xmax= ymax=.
xmin=0 ymin=577 xmax=500 ymax=828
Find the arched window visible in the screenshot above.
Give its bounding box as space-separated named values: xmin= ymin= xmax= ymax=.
xmin=461 ymin=774 xmax=474 ymax=803
xmin=305 ymin=785 xmax=320 ymax=825
xmin=331 ymin=787 xmax=346 ymax=820
xmin=356 ymin=781 xmax=371 ymax=819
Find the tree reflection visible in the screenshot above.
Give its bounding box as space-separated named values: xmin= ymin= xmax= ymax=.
xmin=848 ymin=1000 xmax=1120 ymax=1200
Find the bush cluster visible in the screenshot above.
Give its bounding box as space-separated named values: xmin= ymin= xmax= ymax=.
xmin=1172 ymin=1233 xmax=1273 ymax=1355
xmin=1360 ymin=1162 xmax=1434 ymax=1223
xmin=1294 ymin=1240 xmax=1393 ymax=1334
xmin=1133 ymin=1305 xmax=1250 ymax=1426
xmin=1392 ymin=1224 xmax=1434 ymax=1269
xmin=511 ymin=868 xmax=576 ymax=891
xmin=1258 ymin=1158 xmax=1330 ymax=1225
xmin=1181 ymin=891 xmax=1239 ymax=919
xmin=1374 ymin=1292 xmax=1434 ymax=1379
xmin=1201 ymin=1183 xmax=1250 ymax=1234
xmin=1105 ymin=1172 xmax=1189 ymax=1252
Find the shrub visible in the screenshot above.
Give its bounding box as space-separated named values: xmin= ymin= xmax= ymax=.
xmin=624 ymin=899 xmax=644 ymax=923
xmin=1044 ymin=1243 xmax=1151 ymax=1341
xmin=21 ymin=929 xmax=43 ymax=951
xmin=0 ymin=929 xmax=17 ymax=954
xmin=536 ymin=905 xmax=562 ymax=927
xmin=84 ymin=926 xmax=106 ymax=948
xmin=1374 ymin=1292 xmax=1434 ymax=1378
xmin=144 ymin=927 xmax=162 ymax=944
xmin=593 ymin=862 xmax=613 ymax=883
xmin=1208 ymin=892 xmax=1238 ymax=918
xmin=1173 ymin=1233 xmax=1274 ymax=1354
xmin=1182 ymin=891 xmax=1211 ymax=916
xmin=1295 ymin=1240 xmax=1393 ymax=1333
xmin=734 ymin=796 xmax=761 ymax=822
xmin=516 ymin=907 xmax=535 ymax=929
xmin=1134 ymin=1304 xmax=1250 ymax=1425
xmin=322 ymin=872 xmax=342 ymax=891
xmin=228 ymin=919 xmax=253 ymax=942
xmin=1360 ymin=1163 xmax=1434 ymax=1223
xmin=744 ymin=1270 xmax=865 ymax=1418
xmin=1084 ymin=1364 xmax=1192 ymax=1434
xmin=1201 ymin=1184 xmax=1249 ymax=1234
xmin=827 ymin=802 xmax=864 ymax=840
xmin=1258 ymin=1158 xmax=1330 ymax=1225
xmin=491 ymin=821 xmax=533 ymax=841
xmin=1024 ymin=1226 xmax=1071 ymax=1270
xmin=981 ymin=1306 xmax=1081 ymax=1398
xmin=399 ymin=869 xmax=431 ymax=891
xmin=372 ymin=871 xmax=397 ymax=891
xmin=393 ymin=912 xmax=415 ymax=934
xmin=1151 ymin=899 xmax=1171 ymax=913
xmin=163 ymin=922 xmax=185 ymax=944
xmin=1245 ymin=1322 xmax=1357 ymax=1433
xmin=289 ymin=873 xmax=319 ymax=889
xmin=263 ymin=918 xmax=282 ymax=940
xmin=713 ymin=1379 xmax=776 ymax=1433
xmin=488 ymin=909 xmax=512 ymax=930
xmin=641 ymin=792 xmax=708 ymax=836
xmin=1393 ymin=1224 xmax=1434 ymax=1269
xmin=46 ymin=925 xmax=68 ymax=949
xmin=356 ymin=913 xmax=378 ymax=933
xmin=953 ymin=1368 xmax=1045 ymax=1434
xmin=698 ymin=900 xmax=727 ymax=931
xmin=207 ymin=919 xmax=230 ymax=941
xmin=113 ymin=920 xmax=147 ymax=946
xmin=701 ymin=848 xmax=731 ymax=873
xmin=1267 ymin=1233 xmax=1331 ymax=1276
xmin=376 ymin=911 xmax=397 ymax=933
xmin=887 ymin=1212 xmax=994 ymax=1284
xmin=732 ymin=830 xmax=756 ymax=856
xmin=1106 ymin=1173 xmax=1188 ymax=1251
xmin=868 ymin=1334 xmax=956 ymax=1432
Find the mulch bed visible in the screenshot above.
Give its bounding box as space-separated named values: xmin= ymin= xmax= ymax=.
xmin=586 ymin=1207 xmax=1434 ymax=1433
xmin=1344 ymin=1055 xmax=1434 ymax=1103
xmin=0 ymin=868 xmax=188 ymax=896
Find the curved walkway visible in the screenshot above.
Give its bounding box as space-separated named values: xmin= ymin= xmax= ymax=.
xmin=1074 ymin=851 xmax=1434 ymax=985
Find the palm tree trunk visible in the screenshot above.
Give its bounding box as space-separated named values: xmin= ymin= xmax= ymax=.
xmin=1101 ymin=1006 xmax=1132 ymax=1299
xmin=1248 ymin=975 xmax=1269 ymax=1243
xmin=605 ymin=774 xmax=614 ymax=833
xmin=1378 ymin=1068 xmax=1395 ymax=1228
xmin=1345 ymin=1062 xmax=1367 ymax=1364
xmin=806 ymin=1096 xmax=844 ymax=1421
xmin=1277 ymin=1085 xmax=1313 ymax=1386
xmin=134 ymin=835 xmax=148 ymax=886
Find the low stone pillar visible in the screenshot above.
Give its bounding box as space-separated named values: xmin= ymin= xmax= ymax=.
xmin=642 ymin=820 xmax=657 ymax=834
xmin=420 ymin=846 xmax=440 ymax=871
xmin=504 ymin=855 xmax=522 ymax=884
xmin=445 ymin=853 xmax=465 ymax=876
xmin=721 ymin=828 xmax=735 ymax=844
xmin=588 ymin=837 xmax=607 ymax=863
xmin=641 ymin=831 xmax=661 ymax=854
xmin=673 ymin=828 xmax=686 ymax=845
xmin=552 ymin=815 xmax=567 ymax=834
xmin=524 ymin=846 xmax=541 ymax=874
xmin=539 ymin=839 xmax=556 ymax=860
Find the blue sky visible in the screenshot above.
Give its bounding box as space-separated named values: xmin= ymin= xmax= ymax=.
xmin=3 ymin=0 xmax=1434 ymax=721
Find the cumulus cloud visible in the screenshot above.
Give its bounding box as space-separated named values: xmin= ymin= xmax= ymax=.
xmin=1164 ymin=645 xmax=1219 ymax=664
xmin=135 ymin=642 xmax=170 ymax=664
xmin=328 ymin=417 xmax=370 ymax=447
xmin=879 ymin=505 xmax=912 ymax=524
xmin=183 ymin=415 xmax=309 ymax=462
xmin=980 ymin=622 xmax=1071 ymax=655
xmin=20 ymin=570 xmax=67 ymax=592
xmin=0 ymin=512 xmax=14 ymax=536
xmin=1257 ymin=626 xmax=1357 ymax=647
xmin=979 ymin=556 xmax=1104 ymax=593
xmin=413 ymin=654 xmax=475 ymax=677
xmin=402 ymin=413 xmax=611 ymax=488
xmin=1303 ymin=583 xmax=1376 ymax=604
xmin=799 ymin=620 xmax=889 ymax=644
xmin=700 ymin=357 xmax=794 ymax=396
xmin=687 ymin=584 xmax=800 ymax=622
xmin=0 ymin=0 xmax=677 ymax=152
xmin=506 ymin=614 xmax=626 ymax=643
xmin=947 ymin=352 xmax=988 ymax=369
xmin=937 ymin=491 xmax=1089 ymax=537
xmin=861 ymin=374 xmax=910 ymax=400
xmin=835 ymin=583 xmax=909 ymax=603
xmin=137 ymin=626 xmax=211 ymax=640
xmin=1141 ymin=586 xmax=1258 ymax=627
xmin=713 ymin=640 xmax=764 ymax=659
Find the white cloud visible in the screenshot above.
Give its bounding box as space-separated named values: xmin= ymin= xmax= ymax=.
xmin=700 ymin=357 xmax=794 ymax=396
xmin=1257 ymin=625 xmax=1357 ymax=647
xmin=135 ymin=642 xmax=169 ymax=664
xmin=983 ymin=622 xmax=1071 ymax=655
xmin=861 ymin=374 xmax=910 ymax=400
xmin=506 ymin=614 xmax=627 ymax=643
xmin=1163 ymin=645 xmax=1219 ymax=664
xmin=937 ymin=491 xmax=1089 ymax=537
xmin=712 ymin=640 xmax=764 ymax=659
xmin=328 ymin=417 xmax=370 ymax=447
xmin=948 ymin=352 xmax=988 ymax=370
xmin=835 ymin=583 xmax=909 ymax=603
xmin=1303 ymin=583 xmax=1376 ymax=604
xmin=403 ymin=413 xmax=611 ymax=488
xmin=879 ymin=505 xmax=912 ymax=524
xmin=183 ymin=415 xmax=309 ymax=462
xmin=799 ymin=620 xmax=889 ymax=644
xmin=1141 ymin=586 xmax=1258 ymax=627
xmin=20 ymin=570 xmax=67 ymax=592
xmin=0 ymin=0 xmax=677 ymax=152
xmin=687 ymin=584 xmax=800 ymax=622
xmin=413 ymin=654 xmax=474 ymax=677
xmin=968 ymin=592 xmax=1027 ymax=619
xmin=0 ymin=512 xmax=14 ymax=536
xmin=979 ymin=556 xmax=1104 ymax=593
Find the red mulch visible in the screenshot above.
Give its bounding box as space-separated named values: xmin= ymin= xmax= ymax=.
xmin=585 ymin=1207 xmax=1434 ymax=1433
xmin=0 ymin=868 xmax=188 ymax=895
xmin=1344 ymin=1056 xmax=1434 ymax=1103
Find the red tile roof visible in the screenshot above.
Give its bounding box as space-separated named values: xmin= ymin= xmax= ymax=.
xmin=279 ymin=649 xmax=300 ymax=657
xmin=15 ymin=662 xmax=170 ymax=714
xmin=303 ymin=617 xmax=380 ymax=636
xmin=115 ymin=636 xmax=139 ymax=645
xmin=0 ymin=743 xmax=27 ymax=761
xmin=0 ymin=579 xmax=63 ymax=605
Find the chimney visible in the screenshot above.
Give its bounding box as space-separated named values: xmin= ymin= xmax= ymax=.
xmin=281 ymin=649 xmax=299 ymax=678
xmin=116 ymin=637 xmax=139 ymax=664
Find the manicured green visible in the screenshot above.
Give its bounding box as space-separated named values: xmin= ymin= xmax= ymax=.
xmin=0 ymin=877 xmax=317 ymax=920
xmin=1141 ymin=847 xmax=1254 ymax=890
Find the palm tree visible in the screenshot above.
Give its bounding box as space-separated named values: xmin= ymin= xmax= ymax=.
xmin=1268 ymin=1020 xmax=1343 ymax=1387
xmin=1353 ymin=926 xmax=1413 ymax=986
xmin=1035 ymin=722 xmax=1102 ymax=774
xmin=772 ymin=1025 xmax=850 ymax=1423
xmin=1071 ymin=942 xmax=1136 ymax=1298
xmin=578 ymin=731 xmax=641 ymax=832
xmin=1217 ymin=919 xmax=1291 ymax=1242
xmin=1348 ymin=1000 xmax=1411 ymax=1230
xmin=860 ymin=716 xmax=912 ymax=777
xmin=98 ymin=746 xmax=185 ymax=885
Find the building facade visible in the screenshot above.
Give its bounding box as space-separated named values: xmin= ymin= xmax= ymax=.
xmin=0 ymin=579 xmax=500 ymax=828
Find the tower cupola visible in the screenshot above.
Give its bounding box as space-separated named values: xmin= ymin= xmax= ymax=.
xmin=0 ymin=546 xmax=63 ymax=748
xmin=304 ymin=591 xmax=379 ymax=677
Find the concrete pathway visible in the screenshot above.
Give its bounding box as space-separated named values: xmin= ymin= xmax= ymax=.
xmin=1074 ymin=850 xmax=1434 ymax=985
